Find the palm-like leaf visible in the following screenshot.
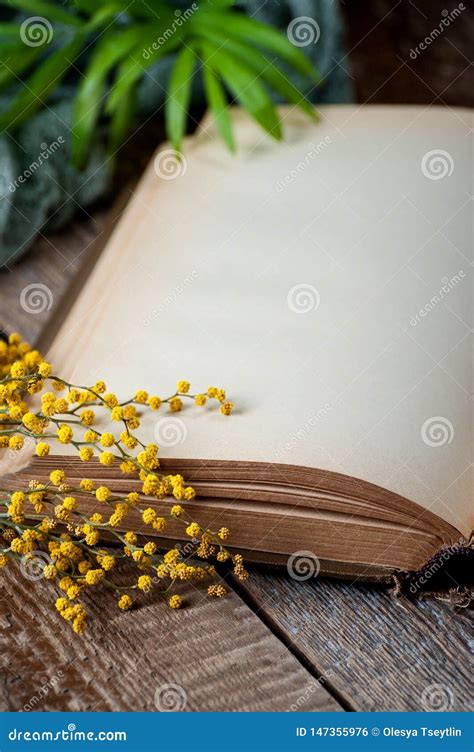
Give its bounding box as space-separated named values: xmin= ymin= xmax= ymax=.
xmin=6 ymin=0 xmax=81 ymax=25
xmin=165 ymin=46 xmax=196 ymax=152
xmin=190 ymin=10 xmax=318 ymax=81
xmin=72 ymin=26 xmax=145 ymax=165
xmin=0 ymin=34 xmax=85 ymax=131
xmin=202 ymin=61 xmax=235 ymax=152
xmin=198 ymin=29 xmax=317 ymax=120
xmin=201 ymin=42 xmax=282 ymax=142
xmin=0 ymin=0 xmax=319 ymax=163
xmin=0 ymin=45 xmax=44 ymax=89
xmin=105 ymin=18 xmax=182 ymax=115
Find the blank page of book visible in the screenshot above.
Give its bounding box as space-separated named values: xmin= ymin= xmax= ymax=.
xmin=48 ymin=105 xmax=473 ymax=537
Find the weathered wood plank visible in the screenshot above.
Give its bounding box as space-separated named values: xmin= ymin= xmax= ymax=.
xmin=0 ymin=215 xmax=106 ymax=343
xmin=341 ymin=0 xmax=473 ymax=107
xmin=237 ymin=571 xmax=472 ymax=712
xmin=0 ymin=563 xmax=340 ymax=712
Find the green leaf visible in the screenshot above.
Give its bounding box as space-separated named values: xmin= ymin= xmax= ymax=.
xmin=0 ymin=23 xmax=23 ymax=38
xmin=165 ymin=46 xmax=195 ymax=151
xmin=70 ymin=0 xmax=103 ymax=12
xmin=201 ymin=42 xmax=282 ymax=141
xmin=118 ymin=0 xmax=175 ymax=19
xmin=202 ymin=62 xmax=234 ymax=152
xmin=105 ymin=20 xmax=182 ymax=114
xmin=198 ymin=29 xmax=316 ymax=119
xmin=72 ymin=26 xmax=144 ymax=166
xmin=202 ymin=0 xmax=235 ymax=6
xmin=109 ymin=86 xmax=136 ymax=154
xmin=5 ymin=0 xmax=81 ymax=25
xmin=84 ymin=3 xmax=125 ymax=33
xmin=193 ymin=11 xmax=318 ymax=82
xmin=0 ymin=45 xmax=44 ymax=91
xmin=0 ymin=34 xmax=84 ymax=132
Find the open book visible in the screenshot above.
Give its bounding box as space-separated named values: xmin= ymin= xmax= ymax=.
xmin=14 ymin=105 xmax=473 ymax=582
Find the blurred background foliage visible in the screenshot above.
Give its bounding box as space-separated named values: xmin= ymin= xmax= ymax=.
xmin=0 ymin=0 xmax=352 ymax=264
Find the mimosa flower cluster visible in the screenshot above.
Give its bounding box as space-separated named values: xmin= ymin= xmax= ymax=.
xmin=0 ymin=333 xmax=245 ymax=634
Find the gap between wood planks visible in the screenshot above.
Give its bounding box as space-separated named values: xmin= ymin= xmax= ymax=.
xmin=226 ymin=570 xmax=356 ymax=712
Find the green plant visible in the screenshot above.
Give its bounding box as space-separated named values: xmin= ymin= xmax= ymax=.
xmin=0 ymin=0 xmax=319 ymax=166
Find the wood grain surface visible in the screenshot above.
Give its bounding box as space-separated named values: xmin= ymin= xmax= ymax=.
xmin=0 ymin=565 xmax=340 ymax=712
xmin=341 ymin=0 xmax=473 ymax=107
xmin=236 ymin=571 xmax=472 ymax=712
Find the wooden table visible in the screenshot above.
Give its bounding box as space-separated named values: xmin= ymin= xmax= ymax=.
xmin=1 ymin=0 xmax=472 ymax=710
xmin=1 ymin=215 xmax=471 ymax=713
